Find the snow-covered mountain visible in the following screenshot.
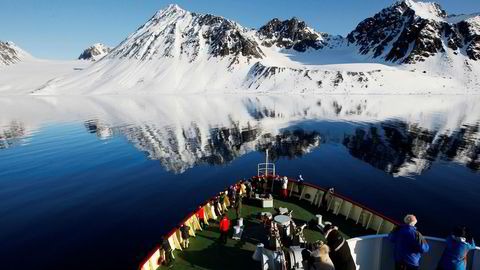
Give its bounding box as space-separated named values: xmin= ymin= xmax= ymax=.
xmin=0 ymin=41 xmax=31 ymax=66
xmin=78 ymin=43 xmax=111 ymax=61
xmin=33 ymin=1 xmax=480 ymax=95
xmin=347 ymin=0 xmax=480 ymax=63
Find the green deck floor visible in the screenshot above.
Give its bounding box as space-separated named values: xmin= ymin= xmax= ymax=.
xmin=160 ymin=196 xmax=376 ymax=269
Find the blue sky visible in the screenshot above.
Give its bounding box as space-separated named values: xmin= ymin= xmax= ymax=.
xmin=2 ymin=0 xmax=479 ymax=60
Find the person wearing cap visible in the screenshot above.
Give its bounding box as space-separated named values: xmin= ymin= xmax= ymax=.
xmin=389 ymin=214 xmax=430 ymax=270
xmin=437 ymin=226 xmax=476 ymax=270
xmin=323 ymin=223 xmax=356 ymax=270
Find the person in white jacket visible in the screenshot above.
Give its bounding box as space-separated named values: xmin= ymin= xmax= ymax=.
xmin=281 ymin=176 xmax=289 ymax=198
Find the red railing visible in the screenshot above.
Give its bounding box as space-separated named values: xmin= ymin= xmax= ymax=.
xmin=138 ymin=182 xmax=234 ymax=270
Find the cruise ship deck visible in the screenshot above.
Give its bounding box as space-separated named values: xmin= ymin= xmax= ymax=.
xmin=158 ymin=195 xmax=380 ymax=270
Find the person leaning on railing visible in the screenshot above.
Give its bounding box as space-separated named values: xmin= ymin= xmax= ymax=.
xmin=323 ymin=223 xmax=356 ymax=270
xmin=196 ymin=206 xmax=206 ymax=229
xmin=180 ymin=224 xmax=190 ymax=249
xmin=388 ymin=214 xmax=430 ymax=270
xmin=159 ymin=236 xmax=174 ymax=267
xmin=436 ymin=226 xmax=476 ymax=270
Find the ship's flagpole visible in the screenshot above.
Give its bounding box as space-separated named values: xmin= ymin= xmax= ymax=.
xmin=266 ymin=149 xmax=269 ymax=168
xmin=267 ymin=149 xmax=275 ymax=193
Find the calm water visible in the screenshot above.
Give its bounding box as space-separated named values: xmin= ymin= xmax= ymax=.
xmin=0 ymin=95 xmax=479 ymax=270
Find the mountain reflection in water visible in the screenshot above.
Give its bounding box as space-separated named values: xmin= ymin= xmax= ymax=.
xmin=344 ymin=121 xmax=480 ymax=177
xmin=68 ymin=95 xmax=480 ymax=176
xmin=0 ymin=94 xmax=479 ymax=270
xmin=84 ymin=119 xmax=322 ymax=173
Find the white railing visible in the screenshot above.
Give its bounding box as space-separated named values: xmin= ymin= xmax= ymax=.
xmin=347 ymin=235 xmax=480 ymax=270
xmin=258 ymin=162 xmax=275 ymax=177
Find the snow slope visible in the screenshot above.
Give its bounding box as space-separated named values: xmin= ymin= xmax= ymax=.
xmin=0 ymin=60 xmax=90 ymax=94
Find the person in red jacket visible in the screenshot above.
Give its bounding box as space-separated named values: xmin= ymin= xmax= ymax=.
xmin=197 ymin=207 xmax=206 ymax=229
xmin=219 ymin=214 xmax=230 ymax=244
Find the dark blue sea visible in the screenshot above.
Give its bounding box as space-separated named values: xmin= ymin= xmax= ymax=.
xmin=0 ymin=95 xmax=479 ymax=270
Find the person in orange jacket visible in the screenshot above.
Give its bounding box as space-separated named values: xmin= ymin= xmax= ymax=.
xmin=219 ymin=214 xmax=230 ymax=244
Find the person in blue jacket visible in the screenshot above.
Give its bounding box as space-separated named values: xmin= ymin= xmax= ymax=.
xmin=389 ymin=214 xmax=430 ymax=270
xmin=437 ymin=226 xmax=476 ymax=270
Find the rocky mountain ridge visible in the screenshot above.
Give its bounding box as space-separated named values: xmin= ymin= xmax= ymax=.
xmin=107 ymin=4 xmax=264 ymax=66
xmin=32 ymin=1 xmax=480 ymax=94
xmin=347 ymin=0 xmax=480 ymax=63
xmin=0 ymin=41 xmax=30 ymax=66
xmin=257 ymin=18 xmax=342 ymax=52
xmin=78 ymin=43 xmax=111 ymax=61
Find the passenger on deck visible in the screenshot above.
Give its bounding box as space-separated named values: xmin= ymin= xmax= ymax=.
xmin=160 ymin=236 xmax=174 ymax=267
xmin=229 ymin=185 xmax=236 ymax=205
xmin=219 ymin=214 xmax=230 ymax=244
xmin=323 ymin=224 xmax=356 ymax=270
xmin=309 ymin=241 xmax=335 ymax=270
xmin=235 ymin=194 xmax=242 ymax=219
xmin=261 ymin=213 xmax=272 ymax=230
xmin=246 ymin=180 xmax=253 ymax=198
xmin=215 ymin=196 xmax=223 ymax=216
xmin=240 ymin=181 xmax=247 ymax=196
xmin=388 ymin=214 xmax=429 ymax=270
xmin=258 ymin=177 xmax=265 ymax=194
xmin=281 ymin=176 xmax=289 ymax=198
xmin=322 ymin=188 xmax=334 ymax=211
xmin=263 ymin=177 xmax=269 ymax=194
xmin=298 ymin=175 xmax=304 ymax=195
xmin=197 ymin=206 xmax=206 ymax=229
xmin=437 ymin=226 xmax=476 ymax=270
xmin=180 ymin=224 xmax=190 ymax=249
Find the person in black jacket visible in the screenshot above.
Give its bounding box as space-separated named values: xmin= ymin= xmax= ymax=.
xmin=323 ymin=223 xmax=356 ymax=270
xmin=180 ymin=224 xmax=190 ymax=249
xmin=161 ymin=236 xmax=174 ymax=267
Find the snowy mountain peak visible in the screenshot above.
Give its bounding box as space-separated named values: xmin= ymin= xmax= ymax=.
xmin=396 ymin=0 xmax=447 ymax=21
xmin=32 ymin=2 xmax=480 ymax=95
xmin=347 ymin=0 xmax=480 ymax=63
xmin=165 ymin=3 xmax=183 ymax=12
xmin=0 ymin=41 xmax=31 ymax=66
xmin=106 ymin=4 xmax=264 ymax=62
xmin=78 ymin=43 xmax=111 ymax=61
xmin=152 ymin=3 xmax=187 ymax=21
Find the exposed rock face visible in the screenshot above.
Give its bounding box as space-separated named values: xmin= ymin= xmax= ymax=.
xmin=78 ymin=43 xmax=111 ymax=61
xmin=347 ymin=0 xmax=480 ymax=63
xmin=108 ymin=4 xmax=264 ymax=65
xmin=0 ymin=41 xmax=30 ymax=66
xmin=257 ymin=18 xmax=340 ymax=52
